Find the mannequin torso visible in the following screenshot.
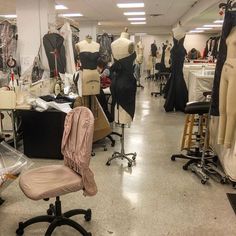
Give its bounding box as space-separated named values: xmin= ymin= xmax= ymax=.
xmin=111 ymin=32 xmax=136 ymax=124
xmin=136 ymin=40 xmax=144 ymax=64
xmin=226 ymin=26 xmax=236 ymax=59
xmin=76 ymin=39 xmax=100 ymax=96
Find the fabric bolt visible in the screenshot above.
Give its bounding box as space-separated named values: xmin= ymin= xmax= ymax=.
xmin=110 ymin=52 xmax=137 ymax=120
xmin=164 ymin=37 xmax=188 ymax=112
xmin=211 ymin=10 xmax=236 ymax=116
xmin=43 ymin=33 xmax=66 ymax=77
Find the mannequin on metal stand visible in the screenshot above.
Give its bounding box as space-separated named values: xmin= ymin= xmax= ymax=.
xmin=106 ymin=28 xmax=137 ymax=167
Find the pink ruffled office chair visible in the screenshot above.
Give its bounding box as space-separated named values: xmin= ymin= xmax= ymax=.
xmin=16 ymin=107 xmax=97 ymax=236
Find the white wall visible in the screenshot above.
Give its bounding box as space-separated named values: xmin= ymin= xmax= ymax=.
xmin=140 ymin=34 xmax=211 ymax=70
xmin=79 ymin=21 xmax=97 ymax=41
xmin=184 ymin=34 xmax=210 ymax=54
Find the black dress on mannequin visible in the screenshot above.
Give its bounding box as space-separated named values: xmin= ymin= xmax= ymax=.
xmin=164 ymin=37 xmax=188 ymax=112
xmin=110 ymin=52 xmax=137 ymax=119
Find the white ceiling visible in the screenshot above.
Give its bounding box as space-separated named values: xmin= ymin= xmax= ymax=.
xmin=0 ymin=0 xmax=223 ymax=35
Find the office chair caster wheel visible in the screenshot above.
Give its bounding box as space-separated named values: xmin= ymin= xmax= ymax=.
xmin=183 ymin=165 xmax=188 ymax=171
xmin=47 ymin=204 xmax=55 ymax=215
xmin=151 ymin=93 xmax=153 ymax=96
xmin=201 ymin=179 xmax=207 ymax=185
xmin=16 ymin=223 xmax=24 ymax=236
xmin=128 ymin=162 xmax=132 ymax=168
xmin=220 ymin=178 xmax=227 ymax=185
xmin=84 ymin=209 xmax=92 ymax=222
xmin=91 ymin=152 xmax=95 ymax=157
xmin=106 ymin=161 xmax=111 ymax=166
xmin=171 ymin=156 xmax=176 ymax=161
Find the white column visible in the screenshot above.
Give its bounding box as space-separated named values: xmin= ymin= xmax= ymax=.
xmin=78 ymin=21 xmax=98 ymax=41
xmin=16 ymin=0 xmax=56 ymax=74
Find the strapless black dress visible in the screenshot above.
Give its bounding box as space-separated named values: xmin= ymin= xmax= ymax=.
xmin=79 ymin=51 xmax=100 ymax=70
xmin=110 ymin=52 xmax=137 ymax=121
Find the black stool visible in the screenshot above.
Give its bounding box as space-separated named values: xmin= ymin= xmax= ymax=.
xmin=171 ymin=101 xmax=215 ymax=170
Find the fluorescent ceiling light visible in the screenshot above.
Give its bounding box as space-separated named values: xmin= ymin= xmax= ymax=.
xmin=128 ymin=17 xmax=146 ymax=21
xmin=130 ymin=21 xmax=146 ymax=25
xmin=55 ymin=4 xmax=68 ymax=10
xmin=59 ymin=13 xmax=83 ymax=17
xmin=124 ymin=12 xmax=145 ymax=16
xmin=189 ymin=30 xmax=204 ymax=33
xmin=203 ymin=24 xmax=222 ymax=28
xmin=0 ymin=14 xmax=17 ymax=18
xmin=214 ymin=20 xmax=224 ymax=24
xmin=196 ymin=27 xmax=212 ymax=30
xmin=117 ymin=3 xmax=144 ymax=8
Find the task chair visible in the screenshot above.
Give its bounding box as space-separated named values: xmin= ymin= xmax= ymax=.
xmin=16 ymin=107 xmax=97 ymax=236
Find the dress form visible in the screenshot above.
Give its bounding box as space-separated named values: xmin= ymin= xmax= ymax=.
xmin=173 ymin=25 xmax=186 ymax=41
xmin=111 ymin=30 xmax=135 ymax=124
xmin=218 ymin=26 xmax=236 ymax=148
xmin=136 ymin=40 xmax=144 ymax=64
xmin=76 ymin=36 xmax=100 ymax=96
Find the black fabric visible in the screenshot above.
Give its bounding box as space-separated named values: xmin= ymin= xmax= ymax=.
xmin=227 ymin=193 xmax=236 ymax=215
xmin=151 ymin=43 xmax=157 ymax=57
xmin=211 ymin=10 xmax=236 ymax=116
xmin=43 ymin=33 xmax=66 ymax=77
xmin=161 ymin=44 xmax=167 ymax=67
xmin=110 ymin=52 xmax=137 ymax=120
xmin=96 ymin=89 xmax=113 ymax=123
xmin=164 ymin=37 xmax=188 ymax=112
xmin=79 ymin=51 xmax=100 ymax=70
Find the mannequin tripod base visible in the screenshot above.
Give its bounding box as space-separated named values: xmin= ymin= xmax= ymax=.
xmin=106 ymin=151 xmax=136 ymax=167
xmin=106 ymin=124 xmax=137 ymax=167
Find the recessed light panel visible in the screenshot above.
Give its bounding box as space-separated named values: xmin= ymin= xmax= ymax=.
xmin=196 ymin=27 xmax=212 ymax=30
xmin=55 ymin=4 xmax=68 ymax=10
xmin=117 ymin=3 xmax=144 ymax=8
xmin=203 ymin=24 xmax=222 ymax=28
xmin=0 ymin=14 xmax=17 ymax=18
xmin=214 ymin=20 xmax=224 ymax=24
xmin=124 ymin=12 xmax=145 ymax=16
xmin=189 ymin=30 xmax=204 ymax=33
xmin=59 ymin=13 xmax=83 ymax=17
xmin=128 ymin=17 xmax=146 ymax=21
xmin=130 ymin=22 xmax=146 ymax=25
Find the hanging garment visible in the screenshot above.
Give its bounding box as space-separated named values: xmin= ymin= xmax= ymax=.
xmin=98 ymin=33 xmax=112 ymax=63
xmin=60 ymin=22 xmax=76 ymax=74
xmin=43 ymin=33 xmax=66 ymax=77
xmin=210 ymin=10 xmax=236 ymax=116
xmin=110 ymin=52 xmax=137 ymax=119
xmin=164 ymin=37 xmax=188 ymax=112
xmin=160 ymin=44 xmax=167 ymax=67
xmin=151 ymin=43 xmax=157 ymax=57
xmin=0 ymin=21 xmax=17 ymax=72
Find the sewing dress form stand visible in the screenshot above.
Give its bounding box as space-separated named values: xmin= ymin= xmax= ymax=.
xmin=106 ymin=30 xmax=137 ymax=167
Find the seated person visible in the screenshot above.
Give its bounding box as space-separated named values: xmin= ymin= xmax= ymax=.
xmin=187 ymin=48 xmax=201 ymax=60
xmin=97 ymin=58 xmax=111 ymax=89
xmin=96 ymin=58 xmax=113 ymax=122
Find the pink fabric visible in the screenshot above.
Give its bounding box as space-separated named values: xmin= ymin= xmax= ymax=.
xmin=61 ymin=106 xmax=97 ymax=196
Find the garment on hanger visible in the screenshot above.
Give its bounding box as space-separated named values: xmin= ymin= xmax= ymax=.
xmin=110 ymin=52 xmax=137 ymax=119
xmin=60 ymin=22 xmax=76 ymax=74
xmin=43 ymin=33 xmax=66 ymax=77
xmin=211 ymin=10 xmax=236 ymax=116
xmin=98 ymin=33 xmax=112 ymax=63
xmin=164 ymin=37 xmax=188 ymax=112
xmin=0 ymin=21 xmax=17 ymax=72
